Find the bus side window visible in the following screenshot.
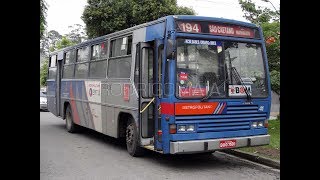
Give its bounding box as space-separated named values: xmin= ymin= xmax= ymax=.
xmin=63 ymin=51 xmax=75 ymax=79
xmin=89 ymin=41 xmax=108 ymax=79
xmin=108 ymin=36 xmax=132 ymax=79
xmin=75 ymin=47 xmax=89 ymax=78
xmin=49 ymin=55 xmax=57 ymax=67
xmin=48 ymin=55 xmax=57 ymax=79
xmin=110 ymin=36 xmax=132 ymax=57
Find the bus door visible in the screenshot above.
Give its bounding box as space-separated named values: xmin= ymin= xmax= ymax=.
xmin=55 ymin=52 xmax=63 ymax=116
xmin=137 ymin=41 xmax=157 ymax=146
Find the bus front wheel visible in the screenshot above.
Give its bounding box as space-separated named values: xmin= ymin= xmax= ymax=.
xmin=65 ymin=105 xmax=80 ymax=133
xmin=126 ymin=119 xmax=144 ymax=157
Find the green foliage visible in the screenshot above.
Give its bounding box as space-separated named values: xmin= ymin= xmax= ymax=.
xmin=267 ymin=119 xmax=280 ymax=149
xmin=57 ymin=36 xmax=76 ymax=49
xmin=238 ymin=0 xmax=279 ymax=24
xmin=50 ymin=36 xmax=76 ymax=52
xmin=40 ymin=0 xmax=47 ymax=39
xmin=40 ymin=59 xmax=48 ymax=87
xmin=82 ymin=0 xmax=195 ymax=38
xmin=176 ymin=6 xmax=196 ymax=15
xmin=239 ymin=119 xmax=280 ymax=160
xmin=41 ymin=36 xmax=75 ymax=86
xmin=238 ymin=0 xmax=280 ymax=94
xmin=270 ymin=70 xmax=280 ymax=94
xmin=65 ymin=24 xmax=88 ymax=44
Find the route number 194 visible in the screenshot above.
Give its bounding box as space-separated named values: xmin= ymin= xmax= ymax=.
xmin=178 ymin=22 xmax=201 ymax=33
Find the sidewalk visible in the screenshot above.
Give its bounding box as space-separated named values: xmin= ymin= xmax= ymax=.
xmin=224 ymin=118 xmax=280 ymax=169
xmin=223 ymin=149 xmax=280 ymax=169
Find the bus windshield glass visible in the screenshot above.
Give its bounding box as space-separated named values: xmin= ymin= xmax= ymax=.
xmin=176 ymin=38 xmax=267 ymax=99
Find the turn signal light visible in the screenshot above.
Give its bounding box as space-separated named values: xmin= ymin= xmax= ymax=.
xmin=264 ymin=120 xmax=269 ymax=128
xmin=169 ymin=124 xmax=176 ymax=134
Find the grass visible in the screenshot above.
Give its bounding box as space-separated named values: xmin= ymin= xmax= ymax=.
xmin=238 ymin=119 xmax=280 ymax=160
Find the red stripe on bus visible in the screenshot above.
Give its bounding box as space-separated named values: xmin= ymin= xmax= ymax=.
xmin=218 ymin=103 xmax=226 ymax=114
xmin=175 ymin=102 xmax=219 ymax=115
xmin=69 ymin=84 xmax=80 ymax=125
xmin=160 ymin=103 xmax=174 ymax=115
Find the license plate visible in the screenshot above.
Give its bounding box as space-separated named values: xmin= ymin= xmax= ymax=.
xmin=219 ymin=140 xmax=236 ymax=148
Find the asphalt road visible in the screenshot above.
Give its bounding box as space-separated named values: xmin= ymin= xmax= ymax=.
xmin=40 ymin=111 xmax=280 ymax=180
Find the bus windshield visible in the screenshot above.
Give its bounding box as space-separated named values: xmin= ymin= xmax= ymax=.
xmin=176 ymin=38 xmax=267 ymax=99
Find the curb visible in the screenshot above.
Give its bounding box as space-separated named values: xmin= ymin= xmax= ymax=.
xmin=223 ymin=149 xmax=280 ymax=169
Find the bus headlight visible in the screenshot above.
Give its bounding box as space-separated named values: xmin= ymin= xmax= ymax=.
xmin=186 ymin=125 xmax=195 ymax=132
xmin=252 ymin=122 xmax=257 ymax=128
xmin=177 ymin=125 xmax=186 ymax=132
xmin=258 ymin=121 xmax=264 ymax=127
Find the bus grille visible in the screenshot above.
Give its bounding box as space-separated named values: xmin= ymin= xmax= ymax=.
xmin=175 ymin=105 xmax=266 ymax=133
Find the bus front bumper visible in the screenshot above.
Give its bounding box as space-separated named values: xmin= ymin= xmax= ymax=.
xmin=170 ymin=134 xmax=270 ymax=154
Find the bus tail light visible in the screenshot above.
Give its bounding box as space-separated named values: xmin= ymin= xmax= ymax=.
xmin=157 ymin=130 xmax=162 ymax=142
xmin=264 ymin=120 xmax=269 ymax=128
xmin=169 ymin=124 xmax=176 ymax=134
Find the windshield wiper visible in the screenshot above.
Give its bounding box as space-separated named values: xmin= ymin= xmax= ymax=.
xmin=231 ymin=67 xmax=252 ymax=102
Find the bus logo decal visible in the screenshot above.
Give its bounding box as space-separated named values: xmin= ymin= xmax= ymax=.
xmin=214 ymin=102 xmax=226 ymax=114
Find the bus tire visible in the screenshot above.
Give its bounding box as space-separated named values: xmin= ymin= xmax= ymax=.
xmin=65 ymin=105 xmax=80 ymax=133
xmin=126 ymin=119 xmax=144 ymax=157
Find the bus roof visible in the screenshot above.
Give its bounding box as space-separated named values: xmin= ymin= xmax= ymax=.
xmin=50 ymin=15 xmax=258 ymax=55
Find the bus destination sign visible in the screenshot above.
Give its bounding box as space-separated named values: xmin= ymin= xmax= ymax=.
xmin=176 ymin=21 xmax=255 ymax=38
xmin=177 ymin=22 xmax=202 ymax=33
xmin=208 ymin=23 xmax=254 ymax=38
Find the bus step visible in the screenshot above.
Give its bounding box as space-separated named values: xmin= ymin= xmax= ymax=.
xmin=143 ymin=145 xmax=163 ymax=153
xmin=144 ymin=145 xmax=155 ymax=151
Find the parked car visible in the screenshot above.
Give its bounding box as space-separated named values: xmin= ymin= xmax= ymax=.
xmin=40 ymin=91 xmax=47 ymax=111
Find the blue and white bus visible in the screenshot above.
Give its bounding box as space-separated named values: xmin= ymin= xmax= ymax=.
xmin=47 ymin=15 xmax=271 ymax=156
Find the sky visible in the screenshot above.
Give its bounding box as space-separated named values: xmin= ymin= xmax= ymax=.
xmin=46 ymin=0 xmax=280 ymax=35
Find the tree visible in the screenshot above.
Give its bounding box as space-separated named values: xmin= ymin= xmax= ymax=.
xmin=239 ymin=0 xmax=279 ymax=25
xmin=40 ymin=30 xmax=62 ymax=56
xmin=40 ymin=0 xmax=47 ymax=39
xmin=176 ymin=6 xmax=196 ymax=15
xmin=40 ymin=36 xmax=75 ymax=86
xmin=65 ymin=24 xmax=88 ymax=44
xmin=40 ymin=59 xmax=48 ymax=87
xmin=82 ymin=0 xmax=195 ymax=38
xmin=131 ymin=0 xmax=195 ymax=25
xmin=238 ymin=0 xmax=280 ymax=94
xmin=50 ymin=36 xmax=76 ymax=52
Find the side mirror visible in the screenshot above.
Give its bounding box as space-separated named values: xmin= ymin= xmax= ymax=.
xmin=166 ymin=39 xmax=176 ymax=59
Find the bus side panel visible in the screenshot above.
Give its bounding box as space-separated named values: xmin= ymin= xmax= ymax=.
xmin=47 ymin=80 xmax=57 ymax=116
xmin=104 ymin=80 xmax=139 ymax=138
xmin=60 ymin=80 xmax=70 ymax=118
xmin=100 ymin=81 xmax=109 ymax=136
xmin=61 ymin=80 xmax=105 ymax=133
xmin=84 ymin=80 xmax=103 ymax=133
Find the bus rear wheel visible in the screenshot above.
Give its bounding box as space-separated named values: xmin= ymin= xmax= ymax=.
xmin=126 ymin=119 xmax=144 ymax=157
xmin=65 ymin=105 xmax=80 ymax=133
